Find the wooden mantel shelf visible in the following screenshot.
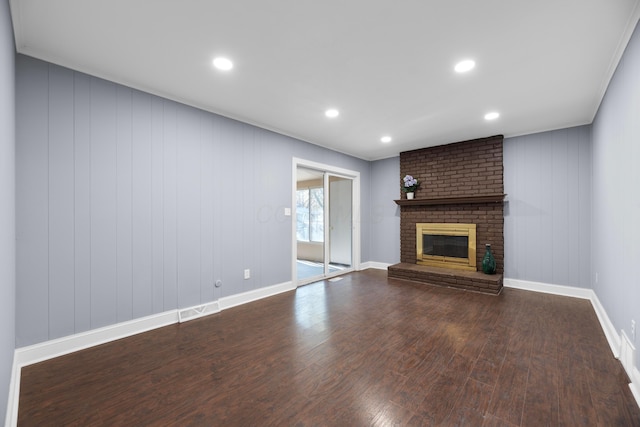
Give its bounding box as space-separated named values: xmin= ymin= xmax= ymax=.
xmin=394 ymin=194 xmax=506 ymax=206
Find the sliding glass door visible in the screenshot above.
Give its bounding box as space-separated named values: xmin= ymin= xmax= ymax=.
xmin=295 ymin=168 xmax=326 ymax=281
xmin=328 ymin=175 xmax=352 ymax=271
xmin=294 ymin=165 xmax=355 ymax=284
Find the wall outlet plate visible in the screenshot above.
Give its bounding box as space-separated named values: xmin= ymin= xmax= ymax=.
xmin=244 ymin=269 xmax=250 ymax=279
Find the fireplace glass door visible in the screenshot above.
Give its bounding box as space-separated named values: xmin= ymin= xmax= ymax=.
xmin=416 ymin=223 xmax=477 ymax=271
xmin=423 ymin=234 xmax=469 ymax=259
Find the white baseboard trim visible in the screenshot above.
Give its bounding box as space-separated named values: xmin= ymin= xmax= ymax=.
xmin=358 ymin=261 xmax=390 ymax=270
xmin=630 ymin=366 xmax=640 ymax=407
xmin=503 ymin=278 xmax=593 ymax=299
xmin=14 ymin=311 xmax=178 ymax=369
xmin=219 ymin=281 xmax=295 ymax=311
xmin=504 ymin=277 xmax=638 ymax=408
xmin=590 ymin=292 xmax=622 ymax=359
xmin=621 ymin=331 xmax=640 ymax=404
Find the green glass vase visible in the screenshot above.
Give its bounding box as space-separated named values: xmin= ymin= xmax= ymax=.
xmin=482 ymin=244 xmax=496 ymax=275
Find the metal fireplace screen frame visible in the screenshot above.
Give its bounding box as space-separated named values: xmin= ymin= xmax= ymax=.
xmin=416 ymin=223 xmax=477 ymax=271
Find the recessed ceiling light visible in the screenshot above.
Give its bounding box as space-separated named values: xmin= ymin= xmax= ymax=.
xmin=212 ymin=57 xmax=233 ymax=71
xmin=484 ymin=111 xmax=500 ymax=121
xmin=454 ymin=59 xmax=475 ymax=73
xmin=325 ymin=109 xmax=339 ymax=118
xmin=381 ymin=136 xmax=392 ymax=143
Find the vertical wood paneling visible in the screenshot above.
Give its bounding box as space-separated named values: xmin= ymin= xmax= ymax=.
xmin=73 ymin=72 xmax=92 ymax=333
xmin=176 ymin=105 xmax=202 ymax=307
xmin=565 ymin=129 xmax=584 ymax=285
xmin=551 ymin=130 xmax=570 ymax=285
xmin=116 ymin=86 xmax=133 ymax=322
xmin=15 ymin=57 xmax=49 ymax=346
xmin=369 ymin=157 xmax=400 ymax=264
xmin=151 ymin=97 xmax=164 ymax=312
xmin=48 ymin=65 xmax=75 ymax=339
xmin=0 ymin=1 xmax=15 ymax=418
xmin=254 ymin=131 xmax=267 ymax=288
xmin=536 ymin=132 xmax=553 ymax=285
xmin=504 ymin=126 xmax=591 ymax=288
xmin=199 ymin=114 xmax=215 ymax=303
xmin=90 ymin=79 xmax=118 ymax=328
xmin=162 ymin=102 xmax=178 ymax=310
xmin=592 ymin=20 xmax=640 ymax=353
xmin=211 ymin=116 xmax=223 ymax=300
xmin=16 ymin=55 xmax=372 ymax=347
xmin=256 ymin=131 xmax=292 ymax=287
xmin=577 ymin=126 xmax=591 ymax=289
xmin=242 ymin=125 xmax=256 ymax=291
xmin=131 ymin=91 xmax=153 ymax=318
xmin=217 ymin=118 xmax=244 ymax=297
xmin=503 ymin=142 xmax=516 ymax=274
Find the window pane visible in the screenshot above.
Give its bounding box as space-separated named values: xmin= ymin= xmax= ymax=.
xmin=310 ymin=187 xmax=324 ymax=242
xmin=296 ymin=189 xmax=309 ymax=241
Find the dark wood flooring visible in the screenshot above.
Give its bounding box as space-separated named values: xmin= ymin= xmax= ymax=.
xmin=18 ymin=269 xmax=640 ymax=426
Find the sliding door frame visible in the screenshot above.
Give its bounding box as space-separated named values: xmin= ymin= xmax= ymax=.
xmin=292 ymin=158 xmax=361 ymax=287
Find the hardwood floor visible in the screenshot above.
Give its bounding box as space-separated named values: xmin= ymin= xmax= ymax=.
xmin=18 ymin=269 xmax=640 ymax=426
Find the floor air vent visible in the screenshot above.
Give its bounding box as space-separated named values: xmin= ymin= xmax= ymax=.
xmin=178 ymin=301 xmax=220 ymax=323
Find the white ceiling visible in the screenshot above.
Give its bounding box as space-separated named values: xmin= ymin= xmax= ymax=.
xmin=10 ymin=0 xmax=640 ymax=160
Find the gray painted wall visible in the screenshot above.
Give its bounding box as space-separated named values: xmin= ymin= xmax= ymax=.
xmin=15 ymin=55 xmax=371 ymax=347
xmin=0 ymin=0 xmax=15 ymax=422
xmin=369 ymin=156 xmax=400 ymax=264
xmin=503 ymin=126 xmax=592 ymax=288
xmin=368 ymin=128 xmax=593 ymax=289
xmin=592 ymin=20 xmax=640 ymax=355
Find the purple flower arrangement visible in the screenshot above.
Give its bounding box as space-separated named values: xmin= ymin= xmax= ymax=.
xmin=402 ymin=175 xmax=419 ymax=192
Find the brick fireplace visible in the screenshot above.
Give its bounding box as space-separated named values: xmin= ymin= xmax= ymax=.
xmin=388 ymin=135 xmax=505 ymax=294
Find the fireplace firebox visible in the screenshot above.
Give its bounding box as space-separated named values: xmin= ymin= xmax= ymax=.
xmin=416 ymin=223 xmax=476 ymax=271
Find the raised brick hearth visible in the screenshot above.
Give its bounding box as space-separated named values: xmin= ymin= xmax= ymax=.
xmin=387 ymin=263 xmax=503 ymax=294
xmin=388 ymin=135 xmax=505 ymax=294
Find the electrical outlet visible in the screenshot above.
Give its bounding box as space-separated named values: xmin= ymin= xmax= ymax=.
xmin=595 ymin=272 xmax=598 ymax=284
xmin=632 ymin=320 xmax=636 ymax=340
xmin=244 ymin=269 xmax=251 ymax=280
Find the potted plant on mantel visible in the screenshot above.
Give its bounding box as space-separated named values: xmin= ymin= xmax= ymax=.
xmin=402 ymin=175 xmax=420 ymax=199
